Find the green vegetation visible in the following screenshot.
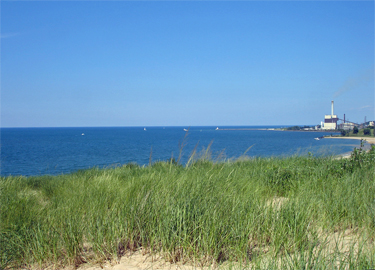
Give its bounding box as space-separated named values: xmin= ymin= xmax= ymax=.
xmin=285 ymin=125 xmax=313 ymax=131
xmin=1 ymin=145 xmax=375 ymax=269
xmin=340 ymin=127 xmax=374 ymax=137
xmin=340 ymin=129 xmax=348 ymax=136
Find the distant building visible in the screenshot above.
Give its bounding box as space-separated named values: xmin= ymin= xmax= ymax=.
xmin=321 ymin=101 xmax=339 ymax=130
xmin=339 ymin=122 xmax=355 ymax=130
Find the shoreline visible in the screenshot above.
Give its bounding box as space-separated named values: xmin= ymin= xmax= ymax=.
xmin=324 ymin=136 xmax=375 ymax=145
xmin=216 ymin=128 xmax=277 ymax=130
xmin=324 ymin=136 xmax=375 ymax=159
xmin=216 ymin=128 xmax=338 ymax=132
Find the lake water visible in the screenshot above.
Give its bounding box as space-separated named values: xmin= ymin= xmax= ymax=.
xmin=0 ymin=126 xmax=364 ymax=176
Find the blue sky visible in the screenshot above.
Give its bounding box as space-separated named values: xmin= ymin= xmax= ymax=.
xmin=1 ymin=1 xmax=374 ymax=127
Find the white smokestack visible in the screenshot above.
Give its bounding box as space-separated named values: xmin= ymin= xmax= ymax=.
xmin=331 ymin=100 xmax=334 ymax=116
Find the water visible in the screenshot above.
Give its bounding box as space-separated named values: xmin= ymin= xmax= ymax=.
xmin=0 ymin=126 xmax=365 ymax=176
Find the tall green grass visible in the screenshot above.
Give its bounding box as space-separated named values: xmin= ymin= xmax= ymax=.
xmin=1 ymin=145 xmax=374 ymax=269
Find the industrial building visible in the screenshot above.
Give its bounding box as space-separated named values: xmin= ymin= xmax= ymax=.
xmin=339 ymin=122 xmax=356 ymax=130
xmin=318 ymin=100 xmax=373 ymax=131
xmin=321 ymin=101 xmax=339 ymax=130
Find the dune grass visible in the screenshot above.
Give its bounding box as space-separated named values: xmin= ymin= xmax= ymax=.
xmin=1 ymin=145 xmax=375 ymax=269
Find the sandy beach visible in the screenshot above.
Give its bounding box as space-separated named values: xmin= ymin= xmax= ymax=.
xmin=324 ymin=136 xmax=375 ymax=145
xmin=324 ymin=136 xmax=375 ymax=159
xmin=66 ymin=250 xmax=213 ymax=270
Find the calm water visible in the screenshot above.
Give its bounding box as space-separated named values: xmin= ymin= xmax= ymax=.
xmin=0 ymin=126 xmax=364 ymax=176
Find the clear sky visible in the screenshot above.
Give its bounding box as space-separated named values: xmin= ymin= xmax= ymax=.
xmin=1 ymin=1 xmax=374 ymax=127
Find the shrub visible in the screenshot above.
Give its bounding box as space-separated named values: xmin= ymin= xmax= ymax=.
xmin=353 ymin=126 xmax=359 ymax=134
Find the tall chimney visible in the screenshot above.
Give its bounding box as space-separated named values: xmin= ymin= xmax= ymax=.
xmin=331 ymin=100 xmax=334 ymax=116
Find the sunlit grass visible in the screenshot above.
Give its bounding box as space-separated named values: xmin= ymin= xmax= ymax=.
xmin=1 ymin=145 xmax=374 ymax=269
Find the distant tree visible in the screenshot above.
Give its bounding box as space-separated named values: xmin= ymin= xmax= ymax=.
xmin=353 ymin=126 xmax=359 ymax=134
xmin=341 ymin=130 xmax=347 ymax=136
xmin=364 ymin=128 xmax=371 ymax=135
xmin=287 ymin=126 xmax=301 ymax=131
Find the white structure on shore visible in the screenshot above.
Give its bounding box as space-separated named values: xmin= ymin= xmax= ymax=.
xmin=321 ymin=101 xmax=339 ymax=130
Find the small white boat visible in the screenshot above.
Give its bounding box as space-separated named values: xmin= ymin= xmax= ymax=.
xmin=144 ymin=128 xmax=147 ymax=131
xmin=215 ymin=127 xmax=219 ymax=130
xmin=81 ymin=133 xmax=85 ymax=136
xmin=314 ymin=137 xmax=320 ymax=140
xmin=183 ymin=128 xmax=188 ymax=132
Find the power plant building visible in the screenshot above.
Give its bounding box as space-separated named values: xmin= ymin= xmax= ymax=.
xmin=321 ymin=101 xmax=339 ymax=130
